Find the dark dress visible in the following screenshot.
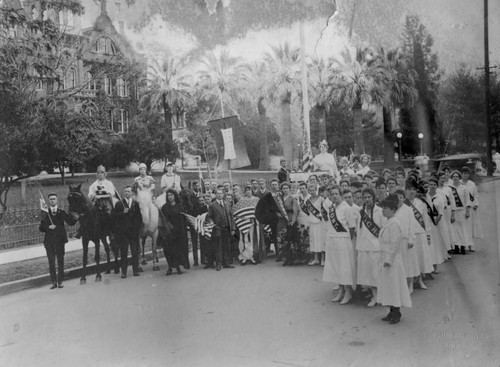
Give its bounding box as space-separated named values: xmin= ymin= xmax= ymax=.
xmin=160 ymin=201 xmax=188 ymax=269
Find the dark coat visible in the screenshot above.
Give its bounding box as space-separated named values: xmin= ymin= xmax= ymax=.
xmin=278 ymin=167 xmax=290 ymax=183
xmin=114 ymin=198 xmax=142 ymax=237
xmin=255 ymin=192 xmax=287 ymax=225
xmin=206 ymin=201 xmax=235 ymax=237
xmin=39 ymin=209 xmax=76 ymax=247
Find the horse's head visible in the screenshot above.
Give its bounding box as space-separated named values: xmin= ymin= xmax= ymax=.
xmin=94 ymin=197 xmax=113 ymax=216
xmin=67 ymin=183 xmax=89 ymax=216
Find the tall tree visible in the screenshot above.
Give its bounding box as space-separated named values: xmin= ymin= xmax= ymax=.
xmin=140 ymin=52 xmax=194 ymax=162
xmin=400 ymin=15 xmax=442 ymax=156
xmin=308 ymin=56 xmax=333 ymax=143
xmin=264 ymin=42 xmax=300 ymax=164
xmin=329 ymin=47 xmax=389 ymax=155
xmin=376 ymin=47 xmax=418 ymax=166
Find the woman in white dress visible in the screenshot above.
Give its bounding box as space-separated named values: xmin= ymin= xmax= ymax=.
xmin=312 ymin=140 xmax=339 ymax=180
xmin=323 ymin=185 xmax=357 ymax=305
xmin=134 ymin=163 xmax=158 ymax=233
xmin=460 ymin=166 xmax=483 ymax=252
xmin=377 ymin=194 xmax=412 ymax=325
xmin=160 ymin=162 xmax=181 ymax=192
xmin=356 ymin=154 xmax=371 ymax=178
xmin=425 ymin=177 xmax=448 ymax=269
xmin=307 ymin=184 xmax=324 ymax=265
xmin=449 ymin=170 xmax=471 ymax=255
xmin=356 ymin=188 xmax=386 ymax=307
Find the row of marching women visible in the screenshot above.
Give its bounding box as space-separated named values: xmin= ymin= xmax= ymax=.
xmin=290 ymin=163 xmax=483 ymax=326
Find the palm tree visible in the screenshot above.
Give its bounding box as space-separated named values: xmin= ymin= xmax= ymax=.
xmin=308 ymin=56 xmax=333 ymax=142
xmin=140 ymin=52 xmax=194 ymax=161
xmin=264 ymin=42 xmax=301 ymax=164
xmin=198 ymin=49 xmax=251 ymax=118
xmin=376 ymin=47 xmax=418 ymax=166
xmin=329 ymin=47 xmax=389 ymax=155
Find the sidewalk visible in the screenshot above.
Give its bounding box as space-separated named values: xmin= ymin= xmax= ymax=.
xmin=0 ymin=238 xmax=89 ymax=265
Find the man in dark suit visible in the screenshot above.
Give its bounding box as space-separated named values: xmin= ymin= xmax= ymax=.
xmin=39 ymin=193 xmax=77 ymax=289
xmin=205 ymin=189 xmax=236 ymax=271
xmin=113 ymin=186 xmax=143 ymax=278
xmin=278 ymin=157 xmax=290 ymax=184
xmin=255 ymin=179 xmax=288 ymax=257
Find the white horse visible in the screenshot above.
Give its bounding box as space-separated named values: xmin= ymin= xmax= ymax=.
xmin=134 ymin=186 xmax=160 ymax=271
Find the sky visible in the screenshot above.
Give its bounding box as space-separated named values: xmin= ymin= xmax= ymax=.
xmin=78 ymin=0 xmax=500 ymax=74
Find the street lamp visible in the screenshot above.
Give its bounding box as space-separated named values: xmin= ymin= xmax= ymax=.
xmin=178 ymin=137 xmax=185 ymax=169
xmin=297 ymin=143 xmax=302 ymax=164
xmin=396 ymin=132 xmax=403 ymax=161
xmin=418 ymin=133 xmax=424 ymax=156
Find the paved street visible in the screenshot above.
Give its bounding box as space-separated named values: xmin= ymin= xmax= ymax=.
xmin=1 ymin=180 xmax=500 ymax=367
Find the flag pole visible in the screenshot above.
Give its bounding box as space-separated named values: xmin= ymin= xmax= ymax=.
xmin=300 ymin=21 xmax=311 ymax=162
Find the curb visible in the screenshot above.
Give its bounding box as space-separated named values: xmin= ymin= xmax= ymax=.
xmin=0 ymin=251 xmax=159 ymax=297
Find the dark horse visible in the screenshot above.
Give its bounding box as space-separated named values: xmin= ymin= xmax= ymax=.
xmin=67 ymin=184 xmax=118 ymax=284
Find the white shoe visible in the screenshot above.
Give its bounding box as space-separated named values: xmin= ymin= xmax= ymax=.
xmin=308 ymin=260 xmax=320 ymax=266
xmin=331 ymin=291 xmax=344 ymax=302
xmin=340 ymin=293 xmax=352 ymax=305
xmin=366 ymin=298 xmax=377 ymax=307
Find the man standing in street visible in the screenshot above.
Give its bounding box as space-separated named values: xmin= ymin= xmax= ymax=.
xmin=114 ymin=186 xmax=143 ymax=278
xmin=39 ymin=193 xmax=76 ymax=289
xmin=205 ymin=189 xmax=236 ymax=271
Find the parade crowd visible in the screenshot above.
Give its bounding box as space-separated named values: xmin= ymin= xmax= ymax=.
xmin=39 ymin=141 xmax=483 ymax=325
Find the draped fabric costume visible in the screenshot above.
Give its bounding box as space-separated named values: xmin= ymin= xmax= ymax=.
xmin=134 ymin=175 xmax=158 ymax=233
xmin=356 ymin=205 xmax=386 ymax=288
xmin=322 ymin=200 xmax=356 ymax=287
xmin=377 ymin=216 xmax=412 ymax=308
xmin=232 ymin=196 xmax=260 ymax=261
xmin=159 ymin=201 xmax=187 ymax=268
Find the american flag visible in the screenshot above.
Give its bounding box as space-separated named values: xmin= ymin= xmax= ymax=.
xmin=183 ymin=213 xmax=214 ymax=239
xmin=233 ymin=206 xmax=255 ymax=234
xmin=302 ymin=146 xmax=312 ymax=173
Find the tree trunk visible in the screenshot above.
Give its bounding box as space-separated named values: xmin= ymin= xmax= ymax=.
xmin=352 ymin=102 xmax=365 ymax=155
xmin=318 ymin=105 xmax=327 ymax=143
xmin=383 ymin=105 xmax=395 ymax=167
xmin=258 ymin=96 xmax=269 ymax=170
xmin=282 ymin=93 xmax=293 ymax=164
xmin=59 ymin=163 xmax=66 ymax=185
xmin=162 ymin=93 xmax=173 ymax=161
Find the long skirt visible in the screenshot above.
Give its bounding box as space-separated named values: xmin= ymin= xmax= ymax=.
xmin=414 ymin=232 xmax=434 ymax=274
xmin=357 ymin=250 xmax=379 ymax=288
xmin=451 ymin=210 xmax=468 ymax=248
xmin=323 ymin=236 xmax=356 ymax=287
xmin=437 ymin=216 xmax=452 ymax=257
xmin=377 ymin=253 xmax=412 ymax=308
xmin=309 ymin=222 xmax=325 ymax=252
xmin=442 ymin=207 xmax=454 ymax=251
xmin=428 ymin=225 xmax=445 ymax=265
xmin=401 ymin=238 xmax=420 ymax=278
xmin=238 ymin=226 xmax=256 ymax=261
xmin=159 ymin=235 xmax=183 ymax=268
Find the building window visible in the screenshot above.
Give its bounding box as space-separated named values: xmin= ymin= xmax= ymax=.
xmin=119 ymin=109 xmax=129 ymax=133
xmin=109 ymin=110 xmax=114 ymax=131
xmin=86 ymin=72 xmax=97 ymax=90
xmin=67 ymin=69 xmax=76 ymax=89
xmin=33 ymin=69 xmax=42 ymax=91
xmin=103 ymin=76 xmax=111 ymax=95
xmin=117 ymin=78 xmax=128 ymax=97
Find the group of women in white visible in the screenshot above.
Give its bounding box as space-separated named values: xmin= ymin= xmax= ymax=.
xmin=295 ymin=161 xmax=482 ymax=325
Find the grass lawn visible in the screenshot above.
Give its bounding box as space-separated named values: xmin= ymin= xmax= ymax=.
xmin=6 ymin=170 xmax=278 ymax=208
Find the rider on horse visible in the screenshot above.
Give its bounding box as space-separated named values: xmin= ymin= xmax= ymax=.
xmin=75 ymin=165 xmax=116 ymax=239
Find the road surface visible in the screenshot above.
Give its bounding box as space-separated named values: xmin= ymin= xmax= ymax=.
xmin=1 ymin=180 xmax=500 ymax=367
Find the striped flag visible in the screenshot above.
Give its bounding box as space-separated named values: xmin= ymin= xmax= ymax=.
xmin=183 ymin=213 xmax=214 ymax=240
xmin=233 ymin=206 xmax=256 ymax=234
xmin=302 ymin=146 xmax=312 ymax=173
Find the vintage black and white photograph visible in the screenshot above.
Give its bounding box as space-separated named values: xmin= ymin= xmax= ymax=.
xmin=1 ymin=0 xmax=499 ymax=366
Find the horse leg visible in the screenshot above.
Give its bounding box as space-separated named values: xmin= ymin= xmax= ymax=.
xmin=152 ymin=231 xmax=160 ymax=271
xmin=140 ymin=235 xmax=147 ymax=265
xmin=81 ymin=238 xmax=89 ymax=285
xmin=111 ymin=234 xmax=120 ymax=274
xmin=95 ymin=239 xmax=102 ymax=282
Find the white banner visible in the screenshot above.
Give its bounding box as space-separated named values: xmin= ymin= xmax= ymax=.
xmin=221 ymin=127 xmax=236 ymax=160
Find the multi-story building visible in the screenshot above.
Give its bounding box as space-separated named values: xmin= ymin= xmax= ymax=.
xmin=1 ymin=0 xmax=142 ymax=134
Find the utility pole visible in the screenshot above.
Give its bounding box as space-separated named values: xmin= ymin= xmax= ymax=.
xmin=484 ymin=0 xmax=493 ymax=176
